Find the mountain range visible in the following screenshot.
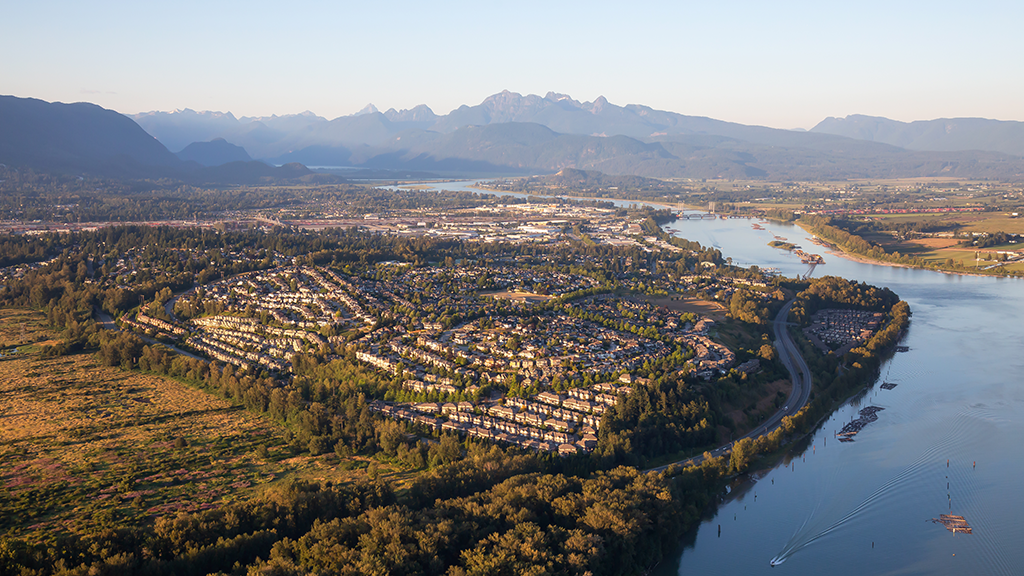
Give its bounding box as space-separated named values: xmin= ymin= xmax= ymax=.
xmin=4 ymin=92 xmax=1024 ymax=182
xmin=0 ymin=95 xmax=181 ymax=177
xmin=131 ymin=91 xmax=1024 ymax=180
xmin=810 ymin=115 xmax=1024 ymax=157
xmin=0 ymin=95 xmax=340 ymax=183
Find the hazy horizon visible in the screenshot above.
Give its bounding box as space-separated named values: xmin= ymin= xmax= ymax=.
xmin=4 ymin=0 xmax=1023 ymax=131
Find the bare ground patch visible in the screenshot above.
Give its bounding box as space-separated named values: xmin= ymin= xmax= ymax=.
xmin=480 ymin=290 xmax=554 ymax=303
xmin=644 ymin=296 xmax=727 ymax=320
xmin=722 ymin=378 xmax=792 ymax=436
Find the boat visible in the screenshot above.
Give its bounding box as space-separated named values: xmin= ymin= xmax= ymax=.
xmin=770 ymin=556 xmax=786 ymax=567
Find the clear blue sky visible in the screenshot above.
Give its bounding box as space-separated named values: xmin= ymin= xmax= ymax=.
xmin=3 ymin=0 xmax=1022 ymax=129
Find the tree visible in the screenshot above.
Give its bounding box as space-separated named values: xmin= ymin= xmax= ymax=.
xmin=730 ymin=437 xmax=754 ymax=473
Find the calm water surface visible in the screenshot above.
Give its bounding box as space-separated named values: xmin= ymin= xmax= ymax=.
xmin=655 ymin=217 xmax=1024 ymax=576
xmin=401 ymin=182 xmax=1024 ymax=574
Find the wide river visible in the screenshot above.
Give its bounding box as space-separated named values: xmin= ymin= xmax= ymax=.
xmin=391 ymin=181 xmax=1024 ymax=575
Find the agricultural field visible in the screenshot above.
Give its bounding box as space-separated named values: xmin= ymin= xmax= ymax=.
xmin=871 ymin=212 xmax=1024 ymax=235
xmin=0 ymin=310 xmax=404 ymax=545
xmin=854 ymin=227 xmax=1024 ymax=272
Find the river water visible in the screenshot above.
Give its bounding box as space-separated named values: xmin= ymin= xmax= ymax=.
xmin=393 ymin=181 xmax=1024 ymax=574
xmin=656 ymin=218 xmax=1024 ymax=575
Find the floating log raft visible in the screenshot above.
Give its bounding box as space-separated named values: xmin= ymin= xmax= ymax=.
xmin=880 ymin=381 xmax=898 ymax=390
xmin=932 ymin=514 xmax=973 ymax=534
xmin=895 ymin=346 xmax=910 ymax=353
xmin=837 ymin=406 xmax=884 ymax=442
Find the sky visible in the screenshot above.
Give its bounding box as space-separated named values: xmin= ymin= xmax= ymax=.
xmin=3 ymin=0 xmax=1023 ymax=129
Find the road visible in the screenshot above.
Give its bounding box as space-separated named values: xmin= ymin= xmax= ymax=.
xmin=646 ymin=299 xmax=812 ymax=473
xmin=93 ymin=306 xmax=202 ymax=360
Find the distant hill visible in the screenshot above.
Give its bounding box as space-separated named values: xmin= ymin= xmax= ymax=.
xmin=0 ymin=95 xmax=331 ymax=184
xmin=811 ymin=115 xmax=1024 ymax=157
xmin=195 ymin=161 xmax=322 ymax=185
xmin=176 ymin=138 xmax=252 ymax=166
xmin=0 ymin=95 xmax=181 ymax=176
xmin=542 ymin=168 xmax=667 ymax=189
xmin=340 ymin=122 xmax=1024 ymax=181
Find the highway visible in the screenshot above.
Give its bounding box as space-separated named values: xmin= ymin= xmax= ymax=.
xmin=647 ymin=299 xmax=812 ymax=473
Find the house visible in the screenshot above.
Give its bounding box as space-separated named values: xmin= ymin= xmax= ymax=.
xmin=536 ymin=391 xmax=564 ymax=407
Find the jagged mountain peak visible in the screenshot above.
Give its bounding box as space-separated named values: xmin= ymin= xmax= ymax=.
xmin=355 ymin=103 xmax=379 ymax=116
xmin=544 ymin=92 xmax=581 ymax=106
xmin=588 ymin=95 xmax=610 ymax=114
xmin=383 ymin=104 xmax=437 ymax=123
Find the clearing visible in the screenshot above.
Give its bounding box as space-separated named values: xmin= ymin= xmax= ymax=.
xmin=645 ymin=296 xmax=728 ymax=320
xmin=0 ymin=309 xmax=413 ymax=545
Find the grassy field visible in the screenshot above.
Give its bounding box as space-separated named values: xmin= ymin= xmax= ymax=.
xmin=644 ymin=296 xmax=728 ymax=320
xmin=868 ymin=212 xmax=1024 ymax=235
xmin=0 ymin=309 xmax=414 ymax=545
xmin=0 ymin=308 xmax=55 ymax=351
xmin=855 ymin=229 xmax=1024 ymax=271
xmin=480 ymin=290 xmax=554 ymax=303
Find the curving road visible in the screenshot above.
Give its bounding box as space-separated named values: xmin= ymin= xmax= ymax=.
xmin=93 ymin=306 xmax=201 ymax=360
xmin=647 ymin=298 xmax=812 ymax=473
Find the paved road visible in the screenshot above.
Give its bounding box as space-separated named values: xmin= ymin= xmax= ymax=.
xmin=93 ymin=306 xmax=202 ymax=360
xmin=647 ymin=299 xmax=812 ymax=473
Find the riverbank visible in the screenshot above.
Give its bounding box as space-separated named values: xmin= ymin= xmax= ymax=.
xmin=794 ymin=221 xmax=1021 ymax=280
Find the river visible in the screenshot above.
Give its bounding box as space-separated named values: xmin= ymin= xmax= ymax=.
xmin=656 ymin=218 xmax=1024 ymax=575
xmin=390 ymin=181 xmax=1024 ymax=574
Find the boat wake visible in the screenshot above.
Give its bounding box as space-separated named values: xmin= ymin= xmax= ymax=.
xmin=770 ymin=418 xmax=970 ymax=565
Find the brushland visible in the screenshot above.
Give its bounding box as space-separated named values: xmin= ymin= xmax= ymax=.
xmin=0 ymin=309 xmax=404 ymax=547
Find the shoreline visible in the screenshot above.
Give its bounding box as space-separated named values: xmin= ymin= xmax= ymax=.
xmin=795 ymin=223 xmax=1019 ymax=280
